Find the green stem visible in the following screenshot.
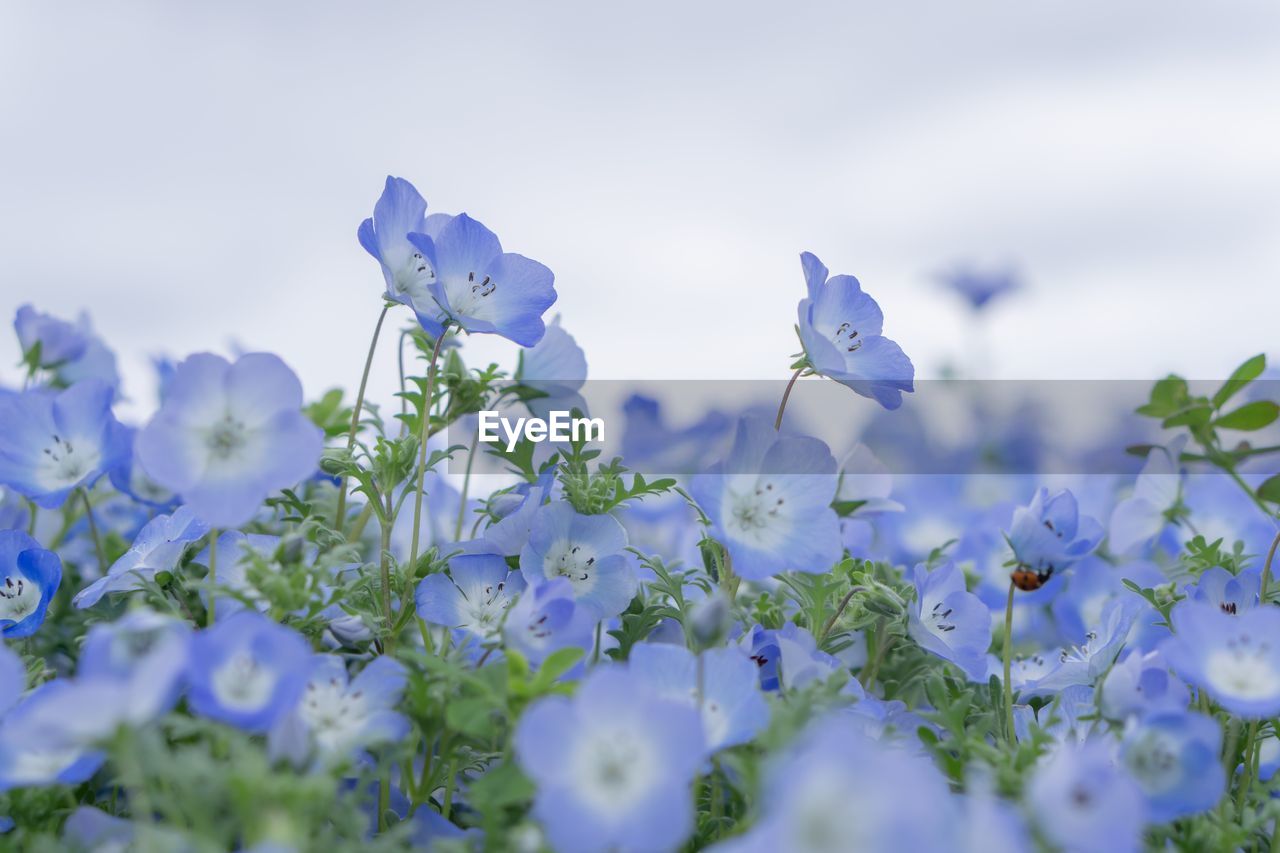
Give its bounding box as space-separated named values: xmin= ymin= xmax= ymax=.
xmin=860 ymin=619 xmax=890 ymax=688
xmin=335 ymin=303 xmax=391 ymax=535
xmin=442 ymin=755 xmax=459 ymax=820
xmin=79 ymin=488 xmax=107 ymax=572
xmin=1002 ymin=580 xmax=1016 ymax=744
xmin=819 ymin=585 xmax=863 ymax=644
xmin=25 ymin=500 xmax=36 ymax=536
xmin=1261 ymin=530 xmax=1280 ymax=603
xmin=1237 ymin=719 xmax=1260 ymax=815
xmin=408 ymin=328 xmax=450 ymax=569
xmin=774 ymin=367 xmax=803 ymax=431
xmin=454 ymin=432 xmax=479 ymax=541
xmin=381 ymin=485 xmax=396 ymax=655
xmin=206 ymin=529 xmax=219 ymax=628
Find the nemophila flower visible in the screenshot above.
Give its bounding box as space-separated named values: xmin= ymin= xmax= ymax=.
xmin=1187 ymin=565 xmax=1259 ymax=615
xmin=269 ymin=655 xmax=408 ymax=767
xmin=629 ymin=643 xmax=769 ymax=752
xmin=77 ymin=609 xmax=190 ymax=723
xmin=1018 ymin=598 xmax=1138 ymax=697
xmin=477 ymin=466 xmax=556 ymax=557
xmin=1007 ymin=488 xmax=1102 ymax=590
xmin=619 ymin=394 xmax=733 ymax=472
xmin=1049 ymin=556 xmax=1164 ymax=647
xmin=197 ymin=531 xmax=281 ymax=620
xmin=1163 ymin=600 xmax=1280 ymax=718
xmin=1100 ymin=650 xmax=1190 ymax=720
xmin=62 ymin=807 xmax=145 ymax=851
xmin=0 ymin=380 xmax=128 ymax=508
xmin=1028 ymin=740 xmax=1145 ymax=853
xmin=907 ymin=561 xmax=991 ymax=681
xmin=796 ymin=251 xmax=914 ymax=410
xmin=73 ymin=505 xmax=208 ymax=608
xmin=689 ymin=416 xmax=841 ymax=581
xmin=1108 ymin=437 xmax=1186 ymax=555
xmin=516 ymin=315 xmax=589 ymax=419
xmin=107 ymin=426 xmax=177 ymax=509
xmin=405 ymin=213 xmax=557 ymax=346
xmin=0 ymin=530 xmax=61 ymax=639
xmin=14 ymin=305 xmax=87 ymax=367
xmin=416 ymin=553 xmax=527 ymax=649
xmin=714 ymin=717 xmax=956 ymax=852
xmin=957 ymin=783 xmax=1034 ymax=853
xmin=937 ymin=266 xmax=1020 ymax=311
xmin=358 ymin=176 xmax=437 ymax=312
xmin=1120 ymin=710 xmax=1224 ymax=822
xmin=0 ymin=677 xmax=131 ymax=792
xmin=136 ymin=353 xmax=323 ymax=528
xmin=519 ymin=502 xmax=636 ymax=619
xmin=738 ymin=622 xmax=852 ymax=694
xmin=503 ymin=577 xmax=595 ymax=667
xmin=1015 ymin=684 xmax=1100 ymax=747
xmin=0 ymin=642 xmax=23 ymax=714
xmin=515 ymin=667 xmax=705 ymax=853
xmin=186 ymin=610 xmax=311 ymax=732
xmin=0 ymin=488 xmax=30 ymax=533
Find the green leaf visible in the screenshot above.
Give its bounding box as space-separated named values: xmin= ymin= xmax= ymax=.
xmin=1161 ymin=405 xmax=1213 ymax=429
xmin=1213 ymin=400 xmax=1279 ymax=431
xmin=1212 ymin=354 xmax=1266 ymax=409
xmin=530 ymin=648 xmax=585 ymax=690
xmin=1136 ymin=375 xmax=1189 ymax=418
xmin=1259 ymin=474 xmax=1280 ymax=505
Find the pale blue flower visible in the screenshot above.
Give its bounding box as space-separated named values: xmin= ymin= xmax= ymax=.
xmin=1188 ymin=565 xmax=1260 ymax=615
xmin=0 ymin=529 xmax=61 ymax=638
xmin=907 ymin=561 xmax=991 ymax=681
xmin=502 ymin=577 xmax=596 ymax=667
xmin=1163 ymin=599 xmax=1280 ymax=718
xmin=1108 ymin=437 xmax=1185 ymax=555
xmin=1100 ymin=649 xmax=1190 ymax=720
xmin=74 ymin=505 xmax=208 ymax=608
xmin=1120 ymin=710 xmax=1223 ymax=822
xmin=14 ymin=305 xmax=87 ymax=367
xmin=519 ymin=502 xmax=635 ymax=619
xmin=1028 ymin=740 xmax=1145 ymax=853
xmin=0 ymin=677 xmax=131 ymax=792
xmin=358 ymin=176 xmax=437 ymax=312
xmin=77 ymin=608 xmax=190 ymax=723
xmin=1007 ymin=487 xmax=1103 ymax=588
xmin=416 ymin=553 xmax=527 ymax=648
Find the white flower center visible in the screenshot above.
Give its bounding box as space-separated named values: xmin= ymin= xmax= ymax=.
xmin=394 ymin=251 xmax=436 ymax=304
xmin=1207 ymin=640 xmax=1280 ymax=701
xmin=35 ymin=433 xmax=99 ymax=491
xmin=1125 ymin=730 xmax=1180 ymax=793
xmin=211 ymin=651 xmax=277 ymax=711
xmin=204 ymin=416 xmax=249 ymax=462
xmin=0 ymin=573 xmax=41 ymax=623
xmin=571 ymin=727 xmax=658 ymax=815
xmin=300 ymin=677 xmax=368 ymax=752
xmin=724 ymin=477 xmax=789 ymax=548
xmin=544 ymin=543 xmax=599 ymax=597
xmin=460 ymin=581 xmax=510 ymax=640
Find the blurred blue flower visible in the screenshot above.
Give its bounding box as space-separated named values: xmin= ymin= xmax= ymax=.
xmin=186 ymin=610 xmax=311 ymax=732
xmin=358 ymin=176 xmax=437 ymax=312
xmin=269 ymin=655 xmax=408 ymax=767
xmin=796 ymin=251 xmax=914 ymax=410
xmin=517 ymin=315 xmax=589 ymax=419
xmin=738 ymin=622 xmax=855 ymax=695
xmin=1100 ymin=649 xmax=1189 ymax=720
xmin=937 ymin=266 xmax=1020 ymax=311
xmin=406 ymin=213 xmax=557 ymax=346
xmin=1188 ymin=565 xmax=1260 ymax=615
xmin=107 ymin=425 xmax=177 ymax=510
xmin=519 ymin=502 xmax=635 ymax=619
xmin=197 ymin=530 xmax=282 ymax=621
xmin=0 ymin=677 xmax=131 ymax=792
xmin=0 ymin=642 xmax=24 ymax=715
xmin=629 ymin=642 xmax=769 ymax=752
xmin=137 ymin=352 xmax=323 ymax=528
xmin=1108 ymin=437 xmax=1185 ymax=555
xmin=14 ymin=305 xmax=88 ymax=367
xmin=62 ymin=807 xmax=139 ymax=851
xmin=1120 ymin=710 xmax=1224 ymax=822
xmin=73 ymin=505 xmax=208 ymax=608
xmin=515 ymin=667 xmax=705 ymax=853
xmin=0 ymin=380 xmax=128 ymax=508
xmin=907 ymin=561 xmax=991 ymax=681
xmin=690 ymin=416 xmax=841 ymax=581
xmin=1164 ymin=600 xmax=1280 ymax=718
xmin=416 ymin=553 xmax=527 ymax=649
xmin=1029 ymin=739 xmax=1145 ymax=853
xmin=476 ymin=465 xmax=556 ymax=557
xmin=77 ymin=608 xmax=190 ymax=723
xmin=1007 ymin=487 xmax=1103 ymax=588
xmin=0 ymin=529 xmax=61 ymax=638
xmin=503 ymin=577 xmax=595 ymax=667
xmin=1018 ymin=598 xmax=1138 ymax=697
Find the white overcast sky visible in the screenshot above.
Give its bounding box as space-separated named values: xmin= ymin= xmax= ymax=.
xmin=1 ymin=2 xmax=1278 ymax=422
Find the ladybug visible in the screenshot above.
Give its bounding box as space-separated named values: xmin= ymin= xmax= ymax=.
xmin=1010 ymin=565 xmax=1053 ymax=592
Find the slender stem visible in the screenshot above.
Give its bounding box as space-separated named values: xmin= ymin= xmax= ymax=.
xmin=380 ymin=484 xmax=396 ymax=655
xmin=206 ymin=529 xmax=219 ymax=628
xmin=454 ymin=432 xmax=479 ymax=541
xmin=1261 ymin=529 xmax=1280 ymax=603
xmin=335 ymin=304 xmax=391 ymax=534
xmin=347 ymin=502 xmax=375 ymax=544
xmin=859 ymin=619 xmax=889 ymax=687
xmin=79 ymin=488 xmax=107 ymax=572
xmin=1002 ymin=580 xmax=1016 ymax=744
xmin=592 ymin=621 xmax=603 ymax=665
xmin=774 ymin=367 xmax=804 ymax=431
xmin=408 ymin=328 xmax=450 ymax=569
xmin=1237 ymin=719 xmax=1260 ymax=815
xmin=819 ymin=586 xmax=864 ymax=644
xmin=25 ymin=500 xmax=36 ymax=536
xmin=442 ymin=755 xmax=458 ymax=820
xmin=398 ymin=328 xmax=412 ymax=434
xmin=377 ymin=774 xmax=390 ymax=833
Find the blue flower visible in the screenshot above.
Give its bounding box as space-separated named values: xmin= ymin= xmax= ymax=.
xmin=406 ymin=213 xmax=557 ymax=346
xmin=516 ymin=315 xmax=588 ymax=418
xmin=1007 ymin=488 xmax=1103 ymax=587
xmin=1187 ymin=565 xmax=1260 ymax=615
xmin=0 ymin=381 xmax=128 ymax=508
xmin=629 ymin=642 xmax=769 ymax=752
xmin=1120 ymin=710 xmax=1224 ymax=822
xmin=0 ymin=530 xmax=61 ymax=639
xmin=196 ymin=530 xmax=281 ymax=620
xmin=502 ymin=577 xmax=596 ymax=667
xmin=136 ymin=353 xmax=323 ymax=527
xmin=77 ymin=608 xmax=190 ymax=723
xmin=937 ymin=266 xmax=1020 ymax=311
xmin=1016 ymin=599 xmax=1138 ymax=697
xmin=738 ymin=622 xmax=852 ymax=694
xmin=358 ymin=176 xmax=438 ymax=312
xmin=62 ymin=807 xmax=142 ymax=850
xmin=0 ymin=677 xmax=131 ymax=792
xmin=73 ymin=505 xmax=208 ymax=608
xmin=186 ymin=610 xmax=311 ymax=732
xmin=1108 ymin=437 xmax=1185 ymax=555
xmin=907 ymin=561 xmax=991 ymax=681
xmin=1163 ymin=600 xmax=1280 ymax=718
xmin=796 ymin=252 xmax=914 ymax=410
xmin=1100 ymin=650 xmax=1190 ymax=720
xmin=515 ymin=666 xmax=705 ymax=853
xmin=14 ymin=305 xmax=88 ymax=367
xmin=0 ymin=642 xmax=23 ymax=715
xmin=416 ymin=553 xmax=527 ymax=648
xmin=268 ymin=655 xmax=408 ymax=767
xmin=477 ymin=466 xmax=556 ymax=557
xmin=107 ymin=425 xmax=178 ymax=509
xmin=690 ymin=416 xmax=841 ymax=581
xmin=1028 ymin=739 xmax=1146 ymax=853
xmin=519 ymin=502 xmax=636 ymax=619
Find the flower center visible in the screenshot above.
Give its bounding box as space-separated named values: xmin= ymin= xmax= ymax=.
xmin=831 ymin=321 xmax=862 ymax=353
xmin=36 ymin=433 xmax=98 ymax=490
xmin=547 ymin=544 xmax=598 ymax=595
xmin=205 ymin=417 xmax=248 ymax=461
xmin=462 ymin=581 xmax=510 ymax=639
xmin=1207 ymin=635 xmax=1280 ymax=700
xmin=727 ymin=481 xmax=786 ymax=541
xmin=0 ymin=574 xmax=41 ymax=623
xmin=211 ymin=652 xmax=277 ymax=711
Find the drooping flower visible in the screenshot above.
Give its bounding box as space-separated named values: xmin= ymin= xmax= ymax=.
xmin=14 ymin=305 xmax=88 ymax=368
xmin=690 ymin=417 xmax=841 ymax=581
xmin=186 ymin=610 xmax=311 ymax=732
xmin=515 ymin=667 xmax=705 ymax=853
xmin=1120 ymin=710 xmax=1224 ymax=822
xmin=0 ymin=380 xmax=129 ymax=508
xmin=796 ymin=251 xmax=914 ymax=410
xmin=136 ymin=353 xmax=323 ymax=527
xmin=1163 ymin=599 xmax=1280 ymax=718
xmin=416 ymin=553 xmax=527 ymax=648
xmin=268 ymin=655 xmax=408 ymax=767
xmin=502 ymin=577 xmax=596 ymax=667
xmin=1028 ymin=740 xmax=1145 ymax=853
xmin=357 ymin=176 xmax=437 ymax=312
xmin=1100 ymin=649 xmax=1190 ymax=720
xmin=405 ymin=213 xmax=557 ymax=346
xmin=1007 ymin=488 xmax=1103 ymax=590
xmin=519 ymin=502 xmax=635 ymax=619
xmin=0 ymin=530 xmax=61 ymax=639
xmin=73 ymin=505 xmax=208 ymax=608
xmin=907 ymin=561 xmax=991 ymax=681
xmin=1108 ymin=437 xmax=1186 ymax=555
xmin=77 ymin=608 xmax=191 ymax=723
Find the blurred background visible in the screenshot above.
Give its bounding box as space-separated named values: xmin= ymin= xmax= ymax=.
xmin=2 ymin=1 xmax=1278 ymax=422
